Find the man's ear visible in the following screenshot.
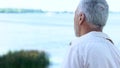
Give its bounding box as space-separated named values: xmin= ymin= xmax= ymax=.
xmin=78 ymin=12 xmax=85 ymax=25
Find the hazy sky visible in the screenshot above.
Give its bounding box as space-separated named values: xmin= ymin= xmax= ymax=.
xmin=0 ymin=0 xmax=120 ymax=12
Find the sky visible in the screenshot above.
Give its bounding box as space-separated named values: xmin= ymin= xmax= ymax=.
xmin=0 ymin=0 xmax=120 ymax=12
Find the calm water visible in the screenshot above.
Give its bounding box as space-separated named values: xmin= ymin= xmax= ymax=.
xmin=0 ymin=13 xmax=120 ymax=68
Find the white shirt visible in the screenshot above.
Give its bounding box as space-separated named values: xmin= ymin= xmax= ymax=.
xmin=62 ymin=31 xmax=120 ymax=68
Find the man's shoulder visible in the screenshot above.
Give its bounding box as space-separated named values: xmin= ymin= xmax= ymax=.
xmin=69 ymin=35 xmax=93 ymax=54
xmin=70 ymin=32 xmax=110 ymax=52
xmin=71 ymin=32 xmax=95 ymax=46
xmin=71 ymin=31 xmax=110 ymax=47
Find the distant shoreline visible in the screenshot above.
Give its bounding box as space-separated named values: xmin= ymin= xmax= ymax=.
xmin=0 ymin=8 xmax=73 ymax=14
xmin=0 ymin=8 xmax=119 ymax=14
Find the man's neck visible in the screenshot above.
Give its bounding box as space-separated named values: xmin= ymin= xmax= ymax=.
xmin=80 ymin=24 xmax=102 ymax=36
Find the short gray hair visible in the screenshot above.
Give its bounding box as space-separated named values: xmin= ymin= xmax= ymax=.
xmin=77 ymin=0 xmax=109 ymax=29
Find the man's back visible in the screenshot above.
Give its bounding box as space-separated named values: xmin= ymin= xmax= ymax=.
xmin=63 ymin=31 xmax=120 ymax=68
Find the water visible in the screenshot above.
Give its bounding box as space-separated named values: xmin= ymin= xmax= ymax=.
xmin=0 ymin=13 xmax=120 ymax=68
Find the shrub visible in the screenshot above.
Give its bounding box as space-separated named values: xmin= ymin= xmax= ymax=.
xmin=0 ymin=50 xmax=49 ymax=68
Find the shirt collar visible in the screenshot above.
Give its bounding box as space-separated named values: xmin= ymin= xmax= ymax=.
xmin=88 ymin=31 xmax=110 ymax=39
xmin=88 ymin=31 xmax=114 ymax=44
xmin=84 ymin=31 xmax=110 ymax=39
xmin=70 ymin=31 xmax=112 ymax=46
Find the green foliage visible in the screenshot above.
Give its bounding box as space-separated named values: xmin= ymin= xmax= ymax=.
xmin=0 ymin=50 xmax=49 ymax=68
xmin=0 ymin=8 xmax=44 ymax=13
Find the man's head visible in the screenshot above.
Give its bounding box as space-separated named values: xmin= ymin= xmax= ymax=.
xmin=74 ymin=0 xmax=109 ymax=37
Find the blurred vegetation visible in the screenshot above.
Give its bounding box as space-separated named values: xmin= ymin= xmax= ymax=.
xmin=0 ymin=50 xmax=50 ymax=68
xmin=0 ymin=8 xmax=73 ymax=13
xmin=0 ymin=8 xmax=44 ymax=13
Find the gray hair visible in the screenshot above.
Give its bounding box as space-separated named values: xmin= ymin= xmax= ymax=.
xmin=77 ymin=0 xmax=109 ymax=29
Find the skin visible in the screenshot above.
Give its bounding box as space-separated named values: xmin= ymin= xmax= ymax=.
xmin=74 ymin=8 xmax=102 ymax=37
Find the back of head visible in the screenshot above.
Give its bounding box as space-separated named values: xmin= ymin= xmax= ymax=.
xmin=77 ymin=0 xmax=109 ymax=29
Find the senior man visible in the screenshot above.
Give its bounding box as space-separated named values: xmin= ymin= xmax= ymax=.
xmin=62 ymin=0 xmax=120 ymax=68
